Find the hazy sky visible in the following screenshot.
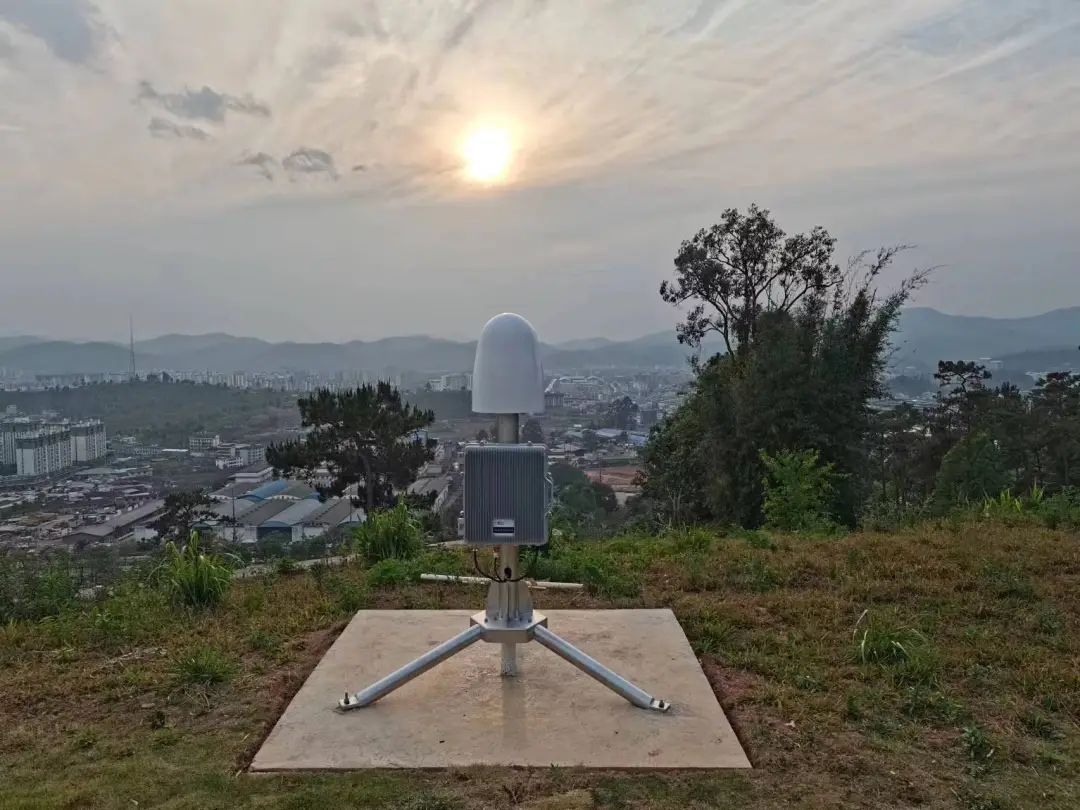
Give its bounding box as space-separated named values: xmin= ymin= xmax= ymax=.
xmin=1 ymin=1 xmax=1079 ymax=343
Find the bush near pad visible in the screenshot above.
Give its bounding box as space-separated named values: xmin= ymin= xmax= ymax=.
xmin=157 ymin=532 xmax=232 ymax=609
xmin=353 ymin=502 xmax=423 ymax=564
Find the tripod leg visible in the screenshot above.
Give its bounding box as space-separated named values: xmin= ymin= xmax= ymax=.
xmin=339 ymin=623 xmax=485 ymax=709
xmin=533 ymin=624 xmax=670 ymax=712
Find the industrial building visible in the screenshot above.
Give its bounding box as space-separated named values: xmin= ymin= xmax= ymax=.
xmin=209 ymin=477 xmax=364 ymax=544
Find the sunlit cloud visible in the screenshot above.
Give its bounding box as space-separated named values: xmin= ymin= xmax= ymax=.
xmin=0 ymin=0 xmax=1075 ymax=218
xmin=1 ymin=1 xmax=1079 ymax=342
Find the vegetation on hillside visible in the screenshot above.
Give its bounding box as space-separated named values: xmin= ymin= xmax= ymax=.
xmin=2 ymin=518 xmax=1077 ymax=808
xmin=640 ymin=206 xmax=1080 ymax=532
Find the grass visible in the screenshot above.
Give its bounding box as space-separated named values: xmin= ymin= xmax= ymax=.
xmin=353 ymin=501 xmax=424 ymax=564
xmin=158 ymin=532 xmax=232 ymax=609
xmin=171 ymin=646 xmax=238 ymax=686
xmin=0 ymin=521 xmax=1078 ymax=808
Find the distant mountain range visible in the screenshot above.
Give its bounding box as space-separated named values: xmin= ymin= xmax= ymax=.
xmin=1 ymin=307 xmax=1077 ymax=377
xmin=889 ymin=307 xmax=1080 ymax=371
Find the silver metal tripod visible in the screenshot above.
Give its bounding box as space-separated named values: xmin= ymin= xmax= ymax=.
xmin=337 ymin=414 xmax=670 ymax=714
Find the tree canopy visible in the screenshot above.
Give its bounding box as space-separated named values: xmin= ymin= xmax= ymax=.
xmin=659 ymin=204 xmax=845 ymax=358
xmin=642 ymin=206 xmax=928 ymax=527
xmin=266 ymin=383 xmax=434 ymax=511
xmin=521 ymin=417 xmax=545 ymax=444
xmin=606 ymin=396 xmax=638 ymax=431
xmin=151 ymin=490 xmax=220 ymax=545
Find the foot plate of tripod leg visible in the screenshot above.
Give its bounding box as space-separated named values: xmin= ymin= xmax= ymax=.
xmin=251 ymin=609 xmax=751 ymax=771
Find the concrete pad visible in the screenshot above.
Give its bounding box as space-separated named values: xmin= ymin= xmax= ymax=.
xmin=251 ymin=609 xmax=750 ymax=770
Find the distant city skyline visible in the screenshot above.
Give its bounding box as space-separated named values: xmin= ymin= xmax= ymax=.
xmin=2 ymin=2 xmax=1079 ymax=341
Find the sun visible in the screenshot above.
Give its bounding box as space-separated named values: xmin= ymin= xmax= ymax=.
xmin=461 ymin=125 xmax=513 ymax=184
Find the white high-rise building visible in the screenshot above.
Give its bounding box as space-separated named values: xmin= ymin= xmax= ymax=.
xmin=15 ymin=426 xmax=72 ymax=476
xmin=70 ymin=420 xmax=107 ymax=463
xmin=2 ymin=417 xmax=39 ymax=468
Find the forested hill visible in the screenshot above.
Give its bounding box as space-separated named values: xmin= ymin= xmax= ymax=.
xmin=2 ymin=306 xmax=1078 ymax=375
xmin=0 ymin=381 xmax=299 ymax=447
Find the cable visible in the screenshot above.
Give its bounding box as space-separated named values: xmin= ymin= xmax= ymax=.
xmin=472 ymin=545 xmax=540 ymax=583
xmin=504 ymin=545 xmax=540 ymax=583
xmin=472 ymin=548 xmax=502 ymax=582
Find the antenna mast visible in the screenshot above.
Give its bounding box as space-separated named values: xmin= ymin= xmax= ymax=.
xmin=129 ymin=315 xmax=136 ymax=380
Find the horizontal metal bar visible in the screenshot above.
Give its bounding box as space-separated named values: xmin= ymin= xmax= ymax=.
xmin=420 ymin=574 xmax=583 ymax=590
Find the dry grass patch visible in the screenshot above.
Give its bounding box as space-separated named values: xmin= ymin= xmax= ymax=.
xmin=1 ymin=522 xmax=1077 ymax=808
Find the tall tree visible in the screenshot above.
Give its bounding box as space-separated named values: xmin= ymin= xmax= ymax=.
xmin=581 ymin=429 xmax=600 ymax=452
xmin=266 ymin=383 xmax=435 ymax=512
xmin=932 ymin=432 xmax=1009 ymax=509
xmin=659 ymin=204 xmax=844 ymax=358
xmin=644 ymin=213 xmax=927 ymax=527
xmin=1030 ymin=372 xmax=1080 ymax=490
xmin=521 ymin=417 xmax=545 ymax=444
xmin=151 ymin=490 xmax=219 ymax=544
xmin=868 ymin=403 xmax=927 ymax=507
xmin=607 ymin=396 xmax=639 ymax=431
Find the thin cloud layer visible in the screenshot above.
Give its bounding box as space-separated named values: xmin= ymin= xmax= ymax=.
xmin=0 ymin=0 xmax=1076 ymax=215
xmin=1 ymin=1 xmax=1079 ymax=341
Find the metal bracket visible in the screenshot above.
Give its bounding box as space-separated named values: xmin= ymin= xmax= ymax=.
xmin=470 ymin=610 xmax=547 ymax=644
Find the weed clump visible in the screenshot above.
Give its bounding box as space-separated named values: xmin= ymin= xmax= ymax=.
xmin=853 ymin=610 xmax=938 ymax=686
xmin=171 ymin=646 xmax=237 ymax=686
xmin=366 ymin=558 xmax=417 ymax=589
xmin=157 ymin=533 xmax=232 ymax=609
xmin=353 ymin=502 xmax=423 ymax=564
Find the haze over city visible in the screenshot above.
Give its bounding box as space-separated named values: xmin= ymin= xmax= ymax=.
xmin=2 ymin=0 xmax=1079 ymax=342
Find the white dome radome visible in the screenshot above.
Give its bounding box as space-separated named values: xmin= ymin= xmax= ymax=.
xmin=471 ymin=313 xmax=545 ymax=414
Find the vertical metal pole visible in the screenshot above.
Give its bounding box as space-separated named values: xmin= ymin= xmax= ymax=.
xmin=494 ymin=413 xmax=520 ymax=676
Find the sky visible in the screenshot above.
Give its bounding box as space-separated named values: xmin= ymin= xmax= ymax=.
xmin=1 ymin=0 xmax=1079 ymax=344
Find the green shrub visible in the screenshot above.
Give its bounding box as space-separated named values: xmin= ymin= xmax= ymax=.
xmin=87 ymin=585 xmax=170 ymax=648
xmin=979 ymin=490 xmax=1026 ymax=525
xmin=740 ymin=557 xmax=780 ymax=592
xmin=735 ymin=528 xmax=777 ymax=550
xmin=960 ymin=724 xmax=995 ymax=764
xmin=900 ymin=685 xmax=964 ymax=723
xmin=1037 ymin=488 xmax=1080 ymax=530
xmin=0 ymin=555 xmax=80 ymax=622
xmin=980 ymin=563 xmax=1036 ymax=601
xmin=668 ymin=527 xmax=715 ymax=554
xmin=1020 ymin=709 xmax=1061 ymax=740
xmin=578 ymin=558 xmax=641 ymax=599
xmin=933 ymin=433 xmax=1009 ymax=512
xmin=326 ymin=574 xmax=370 ymax=611
xmin=158 ymin=532 xmax=232 ymax=609
xmin=860 ymin=495 xmax=927 ymax=532
xmin=171 ymin=646 xmax=237 ymax=686
xmin=366 ymin=558 xmax=417 ymax=589
xmin=353 ymin=502 xmax=423 ymax=564
xmin=853 ymin=611 xmax=936 ymax=685
xmin=681 ymin=609 xmax=736 ymax=655
xmin=528 ymin=552 xmax=581 ymax=585
xmin=274 ymin=556 xmax=299 ymax=576
xmin=412 ymin=548 xmax=471 ymax=578
xmin=760 ymin=449 xmax=836 ymax=532
xmin=246 ymin=628 xmax=282 ymax=655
